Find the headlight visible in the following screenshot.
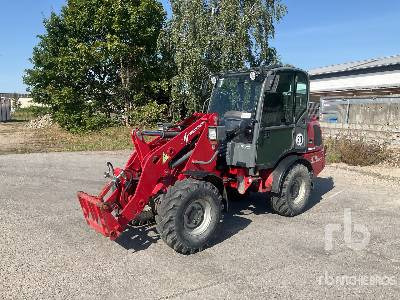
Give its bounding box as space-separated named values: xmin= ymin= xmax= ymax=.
xmin=208 ymin=127 xmax=217 ymax=140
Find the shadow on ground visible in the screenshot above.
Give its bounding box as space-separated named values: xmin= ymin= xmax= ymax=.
xmin=306 ymin=177 xmax=335 ymax=212
xmin=209 ymin=194 xmax=273 ymax=248
xmin=116 ymin=177 xmax=334 ymax=252
xmin=116 ymin=196 xmax=273 ymax=253
xmin=116 ymin=224 xmax=160 ymax=252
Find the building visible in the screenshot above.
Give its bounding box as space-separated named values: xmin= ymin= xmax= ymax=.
xmin=18 ymin=97 xmax=35 ymax=109
xmin=308 ymin=55 xmax=400 ymax=141
xmin=309 ymin=54 xmax=400 ymax=101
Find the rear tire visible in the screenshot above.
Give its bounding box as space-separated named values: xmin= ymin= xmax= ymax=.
xmin=271 ymin=164 xmax=311 ymax=217
xmin=155 ymin=179 xmax=222 ymax=254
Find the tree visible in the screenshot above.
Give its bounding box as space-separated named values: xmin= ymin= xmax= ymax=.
xmin=24 ymin=0 xmax=166 ymax=131
xmin=169 ymin=0 xmax=287 ymax=119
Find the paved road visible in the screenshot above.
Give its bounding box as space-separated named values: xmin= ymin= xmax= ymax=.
xmin=1 ymin=152 xmax=399 ymax=299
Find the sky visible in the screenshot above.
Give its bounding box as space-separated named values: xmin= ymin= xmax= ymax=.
xmin=0 ymin=0 xmax=399 ymax=93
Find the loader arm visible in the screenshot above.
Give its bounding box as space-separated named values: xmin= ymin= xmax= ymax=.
xmin=77 ymin=113 xmax=219 ymax=240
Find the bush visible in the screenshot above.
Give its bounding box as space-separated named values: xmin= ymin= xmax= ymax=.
xmin=53 ymin=111 xmax=115 ymax=133
xmin=325 ymin=136 xmax=388 ymax=166
xmin=129 ymin=101 xmax=167 ymax=128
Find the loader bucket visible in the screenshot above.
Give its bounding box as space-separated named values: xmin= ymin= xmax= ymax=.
xmin=77 ymin=191 xmax=122 ymax=240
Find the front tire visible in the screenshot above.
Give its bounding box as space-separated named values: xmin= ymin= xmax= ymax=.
xmin=271 ymin=164 xmax=311 ymax=217
xmin=155 ymin=179 xmax=222 ymax=254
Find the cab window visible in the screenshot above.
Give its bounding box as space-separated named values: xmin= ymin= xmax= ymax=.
xmin=261 ymin=72 xmax=295 ymax=127
xmin=295 ymin=73 xmax=308 ymax=120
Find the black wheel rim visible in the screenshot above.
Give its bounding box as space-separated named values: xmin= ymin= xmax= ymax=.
xmin=289 ymin=177 xmax=306 ymax=206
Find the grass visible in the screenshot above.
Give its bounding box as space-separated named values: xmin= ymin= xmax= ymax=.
xmin=2 ymin=104 xmax=164 ymax=155
xmin=12 ymin=111 xmax=35 ymax=122
xmin=5 ymin=108 xmax=137 ymax=153
xmin=35 ymin=125 xmax=134 ymax=152
xmin=12 ymin=107 xmax=50 ymax=122
xmin=0 ymin=121 xmax=134 ymax=155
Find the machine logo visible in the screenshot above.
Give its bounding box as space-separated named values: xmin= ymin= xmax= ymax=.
xmin=184 ymin=122 xmax=205 ymax=143
xmin=295 ymin=133 xmax=304 ymax=146
xmin=311 ymin=155 xmax=322 ymax=164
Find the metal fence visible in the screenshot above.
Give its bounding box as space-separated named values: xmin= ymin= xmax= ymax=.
xmin=320 ymin=96 xmax=400 ymax=127
xmin=0 ymin=98 xmax=11 ymax=122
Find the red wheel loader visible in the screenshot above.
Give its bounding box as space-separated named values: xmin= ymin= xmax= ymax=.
xmin=77 ymin=66 xmax=325 ymax=254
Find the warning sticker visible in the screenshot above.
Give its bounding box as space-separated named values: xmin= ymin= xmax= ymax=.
xmin=162 ymin=153 xmax=170 ymax=164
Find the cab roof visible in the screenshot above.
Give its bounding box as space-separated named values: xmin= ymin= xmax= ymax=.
xmin=214 ymin=65 xmax=309 ymax=78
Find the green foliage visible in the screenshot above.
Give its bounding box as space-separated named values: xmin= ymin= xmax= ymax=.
xmin=24 ymin=0 xmax=166 ymax=131
xmin=25 ymin=0 xmax=287 ymax=131
xmin=54 ymin=110 xmax=115 ymax=133
xmin=129 ymin=101 xmax=167 ymax=127
xmin=169 ymin=0 xmax=287 ymax=119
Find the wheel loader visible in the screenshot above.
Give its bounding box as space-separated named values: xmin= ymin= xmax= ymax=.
xmin=77 ymin=66 xmax=325 ymax=254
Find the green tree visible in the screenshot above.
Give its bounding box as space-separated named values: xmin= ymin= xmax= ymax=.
xmin=24 ymin=0 xmax=166 ymax=131
xmin=153 ymin=21 xmax=178 ymax=115
xmin=170 ymin=0 xmax=286 ymax=119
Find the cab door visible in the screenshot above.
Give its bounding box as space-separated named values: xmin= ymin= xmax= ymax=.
xmin=293 ymin=72 xmax=309 ymax=152
xmin=256 ymin=71 xmax=296 ymax=168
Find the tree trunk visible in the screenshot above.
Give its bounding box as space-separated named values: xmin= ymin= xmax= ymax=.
xmin=120 ymin=59 xmax=130 ymax=127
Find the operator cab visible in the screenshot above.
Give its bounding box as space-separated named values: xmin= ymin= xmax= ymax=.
xmin=208 ymin=66 xmax=310 ymax=170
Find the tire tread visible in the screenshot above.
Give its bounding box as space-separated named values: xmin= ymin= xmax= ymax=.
xmin=156 ymin=179 xmax=222 ymax=254
xmin=272 ymin=164 xmax=311 ymax=217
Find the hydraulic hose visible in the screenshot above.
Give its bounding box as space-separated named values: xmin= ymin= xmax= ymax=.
xmin=192 ymin=151 xmax=219 ymax=165
xmin=141 ymin=130 xmax=180 ymax=138
xmin=170 ymin=150 xmax=195 ymax=169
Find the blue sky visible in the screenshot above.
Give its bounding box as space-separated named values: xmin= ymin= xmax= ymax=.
xmin=0 ymin=0 xmax=399 ymax=93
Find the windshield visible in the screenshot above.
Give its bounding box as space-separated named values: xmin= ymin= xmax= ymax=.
xmin=208 ymin=75 xmax=263 ymax=117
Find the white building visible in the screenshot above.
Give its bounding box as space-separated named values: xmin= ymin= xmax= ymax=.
xmin=309 ymin=54 xmax=400 ymax=101
xmin=18 ymin=98 xmax=35 ymax=109
xmin=308 ymin=55 xmax=400 ymax=130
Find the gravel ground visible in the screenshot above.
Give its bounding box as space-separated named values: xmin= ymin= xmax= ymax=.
xmin=0 ymin=122 xmax=33 ymax=153
xmin=1 ymin=151 xmax=400 ymax=299
xmin=329 ymin=163 xmax=400 ymax=182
